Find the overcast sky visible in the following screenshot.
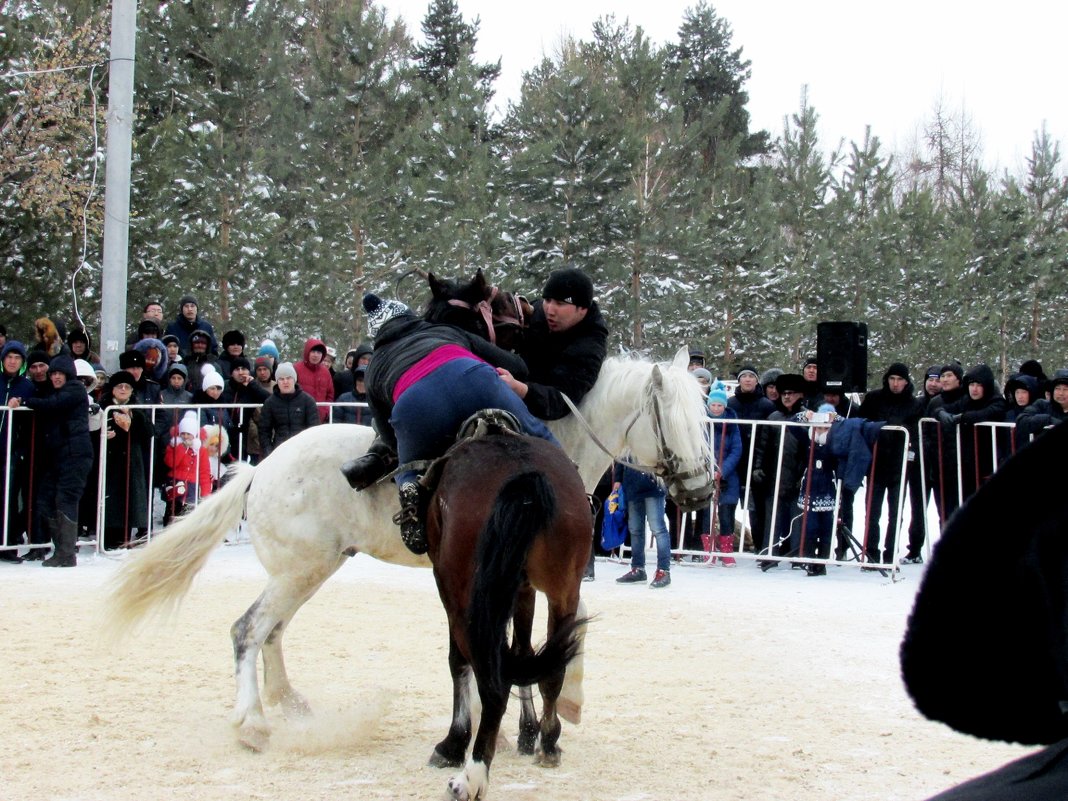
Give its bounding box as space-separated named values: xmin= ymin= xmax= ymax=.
xmin=383 ymin=0 xmax=1067 ymax=176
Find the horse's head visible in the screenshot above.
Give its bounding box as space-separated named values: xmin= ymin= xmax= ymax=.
xmin=424 ymin=268 xmax=528 ymax=351
xmin=624 ymin=349 xmax=715 ymax=511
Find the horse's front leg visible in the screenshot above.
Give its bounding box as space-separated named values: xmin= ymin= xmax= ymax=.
xmin=429 ymin=634 xmax=473 ymax=768
xmin=512 ymin=586 xmax=538 ymax=755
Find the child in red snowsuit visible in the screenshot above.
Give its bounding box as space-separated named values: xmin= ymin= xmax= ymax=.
xmin=163 ymin=412 xmax=213 ymax=522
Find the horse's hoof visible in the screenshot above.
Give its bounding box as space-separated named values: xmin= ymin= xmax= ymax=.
xmin=238 ymin=725 xmax=270 ymax=752
xmin=446 ymin=776 xmax=470 ymax=801
xmin=556 ymin=698 xmax=582 ymax=725
xmin=536 ymin=748 xmax=562 ymax=768
xmin=428 ymin=749 xmax=464 ymax=769
xmin=516 ymin=737 xmax=536 ymax=756
xmin=280 ymin=692 xmax=312 ymax=719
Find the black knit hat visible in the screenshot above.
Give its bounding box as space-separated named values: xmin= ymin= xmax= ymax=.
xmin=885 ymin=362 xmax=910 ymax=381
xmin=901 ymin=422 xmax=1068 ymax=746
xmin=26 ymin=350 xmax=50 ymax=368
xmin=542 ymin=267 xmax=593 ymax=308
xmin=229 ymin=356 xmax=251 ymax=373
xmin=179 ymin=295 xmax=198 ymax=308
xmin=941 ymin=362 xmax=964 ymax=381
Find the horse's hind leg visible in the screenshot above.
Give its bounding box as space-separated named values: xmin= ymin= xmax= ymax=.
xmin=260 ymin=567 xmax=340 ymax=719
xmin=537 ymin=604 xmax=579 ymax=768
xmin=430 ymin=634 xmax=473 ymax=768
xmin=447 ymin=677 xmax=507 ymax=801
xmin=512 ymin=586 xmax=539 ymax=756
xmin=231 ymin=573 xmax=329 ymax=751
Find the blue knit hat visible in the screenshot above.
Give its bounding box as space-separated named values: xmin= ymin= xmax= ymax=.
xmin=708 ymin=385 xmax=729 ymax=406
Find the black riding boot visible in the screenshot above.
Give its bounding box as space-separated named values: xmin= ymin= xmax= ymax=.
xmin=42 ymin=513 xmax=77 ymax=568
xmin=341 ymin=439 xmax=398 ymax=490
xmin=393 ymin=481 xmax=428 ymax=555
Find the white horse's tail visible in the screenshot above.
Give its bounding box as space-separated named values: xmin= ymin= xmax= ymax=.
xmin=105 ymin=461 xmax=256 ymax=641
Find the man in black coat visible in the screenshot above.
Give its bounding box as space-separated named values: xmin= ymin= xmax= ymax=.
xmin=497 ymin=267 xmax=608 ymax=422
xmin=857 ymin=362 xmax=926 ymax=564
xmin=901 ymin=421 xmax=1068 ymax=800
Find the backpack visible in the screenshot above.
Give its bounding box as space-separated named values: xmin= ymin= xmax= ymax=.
xmin=600 ymin=484 xmax=628 ymax=550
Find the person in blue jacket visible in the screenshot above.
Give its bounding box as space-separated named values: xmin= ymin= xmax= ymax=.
xmin=614 ymin=461 xmax=673 ymax=589
xmin=704 ymin=386 xmax=742 ymax=566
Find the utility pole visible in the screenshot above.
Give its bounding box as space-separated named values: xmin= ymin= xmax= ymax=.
xmin=99 ymin=0 xmax=137 ymax=374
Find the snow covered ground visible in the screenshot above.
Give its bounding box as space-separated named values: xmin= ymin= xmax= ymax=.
xmin=1 ymin=538 xmax=1029 ymax=800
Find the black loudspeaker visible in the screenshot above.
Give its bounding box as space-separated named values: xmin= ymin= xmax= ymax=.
xmin=817 ymin=322 xmax=868 ymax=393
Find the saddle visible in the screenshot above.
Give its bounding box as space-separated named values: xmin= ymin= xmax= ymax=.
xmin=419 ymin=409 xmax=524 ymax=493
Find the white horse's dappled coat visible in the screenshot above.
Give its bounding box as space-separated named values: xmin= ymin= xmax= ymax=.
xmin=108 ymin=349 xmax=711 ymax=756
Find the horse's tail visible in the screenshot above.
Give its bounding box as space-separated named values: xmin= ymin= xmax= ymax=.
xmin=468 ymin=471 xmax=581 ymax=700
xmin=104 ymin=461 xmax=256 ymax=641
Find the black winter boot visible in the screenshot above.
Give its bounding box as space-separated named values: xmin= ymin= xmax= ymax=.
xmin=341 ymin=439 xmax=398 ymax=490
xmin=42 ymin=514 xmax=77 ymax=568
xmin=393 ymin=481 xmax=428 ymax=555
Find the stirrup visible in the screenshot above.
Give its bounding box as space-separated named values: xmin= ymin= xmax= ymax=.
xmin=456 ymin=408 xmax=522 ymax=440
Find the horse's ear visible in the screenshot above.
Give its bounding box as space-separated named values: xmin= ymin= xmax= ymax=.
xmin=428 ymin=272 xmax=446 ymax=299
xmin=671 ymin=347 xmax=689 ymax=370
xmin=473 ymin=268 xmax=488 ymax=295
xmin=651 ymin=364 xmax=664 ymax=392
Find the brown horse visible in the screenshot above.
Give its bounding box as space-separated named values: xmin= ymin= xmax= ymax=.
xmin=424 ymin=431 xmax=591 ymax=801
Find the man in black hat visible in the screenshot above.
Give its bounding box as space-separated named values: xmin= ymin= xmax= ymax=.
xmin=497 ymin=266 xmax=608 ymax=422
xmin=857 ymin=362 xmax=926 ymax=564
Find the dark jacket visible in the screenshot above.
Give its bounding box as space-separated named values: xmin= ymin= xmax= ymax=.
xmin=727 ymin=386 xmax=776 ymax=473
xmin=221 ymin=377 xmax=269 ymax=458
xmin=164 ymin=312 xmax=218 ymax=357
xmin=518 ymin=299 xmax=609 ymax=421
xmin=858 ymin=367 xmax=925 ymax=478
xmin=709 ymin=408 xmax=743 ymax=506
xmin=752 ymin=404 xmax=805 ymax=497
xmin=100 ymin=393 xmax=151 ymax=529
xmin=826 ymin=418 xmax=885 ymax=493
xmin=1 ymin=341 xmax=35 ymax=458
xmin=1015 ymin=398 xmax=1068 ymax=442
xmin=365 ymin=314 xmax=529 ymax=454
xmin=259 ymin=384 xmax=320 ymax=458
xmin=613 ymin=462 xmax=665 ymax=502
xmin=23 ymin=361 xmax=92 ymax=462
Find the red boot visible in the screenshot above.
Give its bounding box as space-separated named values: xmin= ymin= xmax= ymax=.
xmin=716 ymin=534 xmax=737 ymax=567
xmin=700 ymin=533 xmax=714 ymax=564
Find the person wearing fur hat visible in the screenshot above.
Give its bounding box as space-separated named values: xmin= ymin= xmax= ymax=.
xmin=1 ymin=341 xmax=34 ymax=560
xmin=935 ymin=364 xmax=1007 ymax=521
xmin=751 ymin=373 xmax=808 ymax=567
xmin=119 ymin=347 xmax=163 ymax=406
xmin=164 ymin=295 xmax=218 ymax=357
xmin=98 ymin=370 xmax=152 ymax=550
xmin=216 ymin=329 xmax=247 ymax=379
xmin=350 ymin=293 xmax=557 ymax=555
xmin=133 ymin=337 xmax=170 ymax=384
xmin=7 ymin=355 xmax=92 ymax=566
xmin=33 ymin=317 xmax=69 ymax=359
xmin=901 ymin=422 xmax=1068 ymax=799
xmin=259 ymin=362 xmax=320 ymax=459
xmin=293 ymin=338 xmax=334 ymax=422
xmin=857 ymin=362 xmax=927 ymax=565
xmin=162 ymin=411 xmax=213 ymax=523
xmin=496 ymin=267 xmax=608 ymax=423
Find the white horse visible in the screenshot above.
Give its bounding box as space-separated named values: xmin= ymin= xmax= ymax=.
xmin=108 ymin=348 xmax=711 ymax=760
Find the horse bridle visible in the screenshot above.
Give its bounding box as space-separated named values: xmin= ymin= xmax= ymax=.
xmin=561 ymin=393 xmax=714 ymax=509
xmin=446 ymin=286 xmax=526 ymax=346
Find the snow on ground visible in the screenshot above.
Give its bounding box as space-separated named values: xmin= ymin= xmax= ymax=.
xmin=1 ymin=540 xmax=1028 ymax=801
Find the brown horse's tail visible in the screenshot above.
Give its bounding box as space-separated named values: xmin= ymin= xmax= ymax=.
xmin=468 ymin=471 xmax=580 ymax=699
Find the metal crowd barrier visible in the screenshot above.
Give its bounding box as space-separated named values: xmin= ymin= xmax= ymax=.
xmin=0 ymin=401 xmax=370 ymax=556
